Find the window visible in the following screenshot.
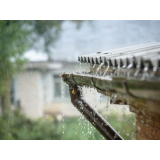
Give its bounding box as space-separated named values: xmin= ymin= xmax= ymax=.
xmin=54 ymin=79 xmax=61 ymax=97
xmin=54 ymin=75 xmax=70 ymax=99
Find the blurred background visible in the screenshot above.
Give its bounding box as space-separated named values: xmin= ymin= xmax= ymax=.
xmin=0 ymin=20 xmax=160 ymax=140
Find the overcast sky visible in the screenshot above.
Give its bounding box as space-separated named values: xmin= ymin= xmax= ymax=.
xmin=25 ymin=20 xmax=160 ymax=62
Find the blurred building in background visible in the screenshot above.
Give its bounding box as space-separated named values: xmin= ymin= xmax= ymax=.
xmin=11 ymin=60 xmax=79 ymax=118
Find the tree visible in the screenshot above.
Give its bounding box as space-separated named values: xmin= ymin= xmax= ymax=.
xmin=0 ymin=20 xmax=84 ymax=111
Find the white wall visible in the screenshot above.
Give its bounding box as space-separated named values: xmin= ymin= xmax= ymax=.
xmin=16 ymin=71 xmax=43 ymax=118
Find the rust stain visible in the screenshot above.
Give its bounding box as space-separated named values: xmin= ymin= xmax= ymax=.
xmin=72 ymin=90 xmax=75 ymax=95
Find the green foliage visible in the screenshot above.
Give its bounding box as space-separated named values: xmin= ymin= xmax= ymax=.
xmin=0 ymin=110 xmax=60 ymax=140
xmin=56 ymin=116 xmax=105 ymax=140
xmin=104 ymin=112 xmax=136 ymax=140
xmin=0 ymin=110 xmax=135 ymax=140
xmin=0 ymin=20 xmax=83 ymax=96
xmin=0 ymin=21 xmax=29 ymax=94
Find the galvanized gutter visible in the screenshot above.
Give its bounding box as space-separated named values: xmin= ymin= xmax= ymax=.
xmin=62 ymin=74 xmax=123 ymax=140
xmin=62 ymin=72 xmax=160 ymax=102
